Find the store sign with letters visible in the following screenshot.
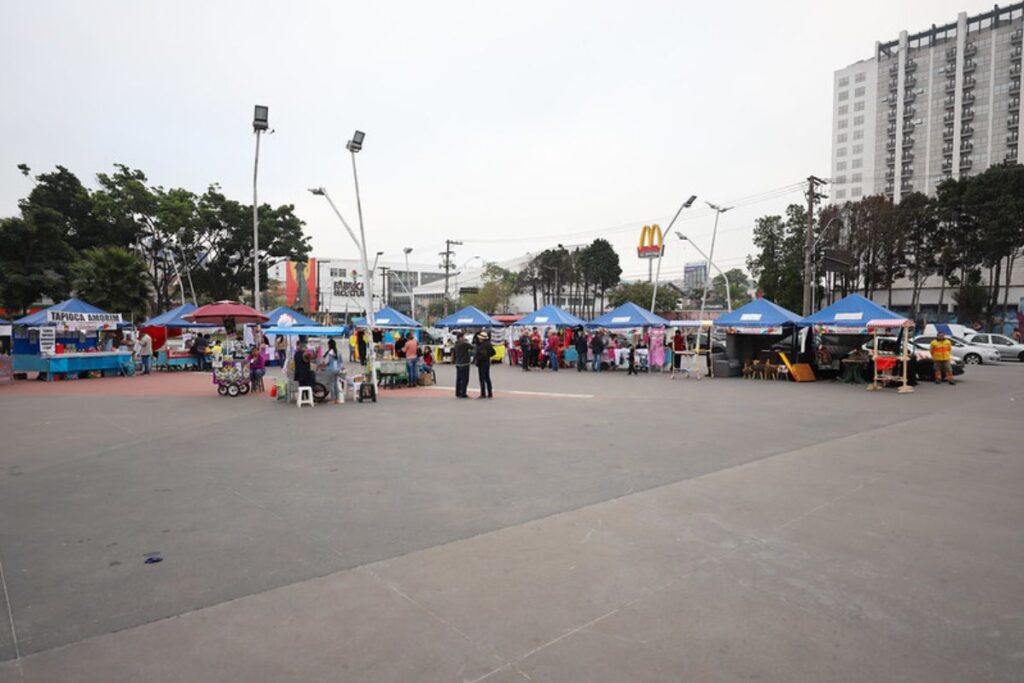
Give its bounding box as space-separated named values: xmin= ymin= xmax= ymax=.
xmin=39 ymin=327 xmax=56 ymax=355
xmin=834 ymin=312 xmax=863 ymax=321
xmin=46 ymin=311 xmax=122 ymax=324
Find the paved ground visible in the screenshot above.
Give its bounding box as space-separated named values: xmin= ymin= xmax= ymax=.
xmin=0 ymin=361 xmax=1022 ymax=682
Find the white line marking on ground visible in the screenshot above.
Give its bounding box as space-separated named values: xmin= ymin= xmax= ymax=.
xmin=426 ymin=386 xmax=593 ymax=399
xmin=0 ymin=548 xmax=20 ymax=660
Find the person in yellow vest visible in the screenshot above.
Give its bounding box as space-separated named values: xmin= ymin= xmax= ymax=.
xmin=929 ymin=331 xmax=955 ymax=385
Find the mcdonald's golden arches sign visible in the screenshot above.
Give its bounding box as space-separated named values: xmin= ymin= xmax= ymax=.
xmin=637 ymin=224 xmax=664 ymax=258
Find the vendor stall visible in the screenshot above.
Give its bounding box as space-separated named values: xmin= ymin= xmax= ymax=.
xmin=516 ymin=305 xmax=586 ymax=367
xmin=12 ymin=298 xmax=130 ymax=381
xmin=434 ymin=306 xmax=503 ymax=364
xmin=712 ymin=298 xmax=802 ymax=379
xmin=262 ymin=325 xmax=368 ymax=402
xmin=800 ymin=294 xmax=908 ymax=383
xmin=587 ymin=303 xmax=669 ymax=372
xmin=261 ymin=306 xmax=320 ymax=328
xmin=141 ymin=303 xmax=216 ymax=371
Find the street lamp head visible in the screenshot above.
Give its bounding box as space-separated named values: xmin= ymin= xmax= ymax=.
xmin=683 ymin=195 xmax=697 ymax=208
xmin=403 ymin=247 xmax=413 ymax=255
xmin=253 ymin=105 xmax=269 ymax=132
xmin=308 ymin=187 xmax=326 ymax=196
xmin=346 ymin=130 xmax=366 ymax=153
xmin=675 ymin=232 xmax=689 ymax=242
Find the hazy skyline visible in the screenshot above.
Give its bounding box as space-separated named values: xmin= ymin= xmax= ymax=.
xmin=1 ymin=0 xmax=975 ymax=281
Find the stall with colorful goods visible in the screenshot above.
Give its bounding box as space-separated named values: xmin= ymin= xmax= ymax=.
xmin=712 ymin=298 xmax=803 ymax=379
xmin=141 ymin=303 xmax=216 ymax=370
xmin=11 ymin=298 xmax=131 ymax=381
xmin=182 ymin=301 xmax=269 ymax=396
xmin=587 ymin=302 xmax=670 ymax=372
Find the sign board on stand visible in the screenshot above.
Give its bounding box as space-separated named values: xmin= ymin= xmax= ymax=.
xmin=39 ymin=328 xmax=56 ymax=355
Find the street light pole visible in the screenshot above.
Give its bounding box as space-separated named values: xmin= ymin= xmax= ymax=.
xmin=699 ymin=202 xmax=733 ymax=322
xmin=403 ymin=247 xmax=415 ymax=317
xmin=252 ymin=105 xmax=269 ymax=311
xmin=675 ymin=232 xmax=731 ymax=312
xmin=810 ymin=216 xmax=842 ymax=312
xmin=650 ymin=194 xmax=697 ymax=312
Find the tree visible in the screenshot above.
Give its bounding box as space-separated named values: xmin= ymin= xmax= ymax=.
xmin=709 ymin=268 xmax=750 ymax=310
xmin=0 ymin=214 xmax=75 ymax=314
xmin=461 ymin=263 xmax=519 ymax=313
xmin=607 ymin=281 xmax=680 ymax=313
xmin=895 ymin=192 xmax=938 ymax=323
xmin=582 ymin=238 xmax=621 ymax=315
xmin=70 ymin=247 xmax=151 ymax=320
xmin=746 ymin=204 xmax=806 ymax=312
xmin=953 ymin=283 xmax=988 ymax=326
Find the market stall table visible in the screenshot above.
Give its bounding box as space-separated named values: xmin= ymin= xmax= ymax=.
xmin=15 ymin=351 xmax=133 ymax=381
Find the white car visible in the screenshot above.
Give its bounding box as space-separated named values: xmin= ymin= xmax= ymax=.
xmin=912 ymin=335 xmax=1001 ymax=365
xmin=966 ymin=333 xmax=1024 ymax=362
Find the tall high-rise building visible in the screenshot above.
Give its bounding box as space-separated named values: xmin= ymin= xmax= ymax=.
xmin=831 ymin=4 xmax=1023 ymax=203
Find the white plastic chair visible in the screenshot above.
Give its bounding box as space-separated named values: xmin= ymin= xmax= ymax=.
xmin=296 ymin=386 xmax=314 ymax=408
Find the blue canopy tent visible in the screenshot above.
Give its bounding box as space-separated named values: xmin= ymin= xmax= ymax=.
xmin=12 ymin=299 xmax=131 ymax=379
xmin=516 ymin=305 xmax=585 ymax=328
xmin=261 ymin=306 xmax=320 ymax=328
xmin=263 ymin=325 xmax=348 ymax=336
xmin=142 ymin=303 xmax=216 ymax=328
xmin=801 ymin=293 xmax=905 ymax=332
xmin=435 ymin=305 xmax=503 ymax=329
xmin=13 ymin=298 xmax=116 ymax=327
xmin=713 ymin=298 xmax=802 ymax=333
xmin=364 ymin=307 xmax=421 ymax=329
xmin=587 ymin=302 xmax=670 ymax=329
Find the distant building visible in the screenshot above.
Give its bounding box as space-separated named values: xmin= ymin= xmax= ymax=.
xmin=682 ymin=262 xmax=708 ymax=292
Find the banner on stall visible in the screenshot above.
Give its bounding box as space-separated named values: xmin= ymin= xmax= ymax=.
xmin=39 ymin=327 xmax=56 ymax=355
xmin=46 ymin=311 xmax=123 ymax=325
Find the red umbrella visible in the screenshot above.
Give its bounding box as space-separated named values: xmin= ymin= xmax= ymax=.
xmin=183 ymin=301 xmax=269 ymax=324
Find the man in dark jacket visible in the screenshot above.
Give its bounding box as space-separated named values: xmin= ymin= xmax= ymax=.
xmin=590 ymin=332 xmax=605 ymax=372
xmin=574 ymin=329 xmax=589 ymax=371
xmin=452 ymin=331 xmax=472 ymax=398
xmin=519 ymin=330 xmax=531 ymax=371
xmin=475 ymin=331 xmax=495 ymax=398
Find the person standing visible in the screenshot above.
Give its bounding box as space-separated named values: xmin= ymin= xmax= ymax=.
xmin=590 ymin=331 xmax=605 ymax=372
xmin=475 ymin=331 xmax=494 ymax=398
xmin=672 ymin=329 xmax=686 ymax=372
xmin=574 ymin=329 xmax=588 ymax=371
xmin=626 ymin=343 xmax=638 ymax=376
xmin=395 ymin=332 xmax=407 ymax=359
xmin=929 ymin=331 xmax=955 ymax=385
xmin=452 ymin=331 xmax=472 ymax=398
xmin=322 ymin=339 xmax=342 ymax=403
xmin=547 ymin=328 xmax=560 ymax=371
xmin=293 ymin=339 xmax=315 ymax=393
xmin=530 ymin=327 xmax=541 ymax=368
xmin=404 ymin=333 xmax=419 ymax=388
xmin=356 ymin=330 xmax=367 ymax=366
xmin=519 ymin=329 xmax=531 ymax=371
xmin=139 ymin=331 xmax=153 ymax=375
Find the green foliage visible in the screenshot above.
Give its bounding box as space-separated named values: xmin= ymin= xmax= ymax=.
xmin=607 ymin=280 xmax=680 ymax=312
xmin=0 ymin=215 xmax=75 ymax=314
xmin=952 ymin=283 xmax=988 ymax=324
xmin=745 ymin=204 xmax=806 ymax=312
xmin=460 ymin=263 xmax=520 ymax=313
xmin=70 ymin=247 xmax=150 ymax=320
xmin=710 ymin=268 xmax=750 ymax=310
xmin=521 ymin=238 xmax=621 ymax=316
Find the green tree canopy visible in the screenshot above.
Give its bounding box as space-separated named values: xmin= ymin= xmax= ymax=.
xmin=70 ymin=247 xmax=151 ymax=320
xmin=607 ymin=281 xmax=680 ymax=313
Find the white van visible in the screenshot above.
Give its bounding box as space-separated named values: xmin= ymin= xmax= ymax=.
xmin=922 ymin=323 xmax=975 ymax=340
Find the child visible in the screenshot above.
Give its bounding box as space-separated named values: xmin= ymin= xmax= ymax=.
xmin=627 ymin=344 xmax=638 ymax=376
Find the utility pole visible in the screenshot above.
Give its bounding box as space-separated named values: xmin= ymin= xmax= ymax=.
xmin=441 ymin=239 xmax=462 ymax=317
xmin=380 ymin=266 xmax=390 ymax=308
xmin=802 ymin=175 xmax=827 ymax=316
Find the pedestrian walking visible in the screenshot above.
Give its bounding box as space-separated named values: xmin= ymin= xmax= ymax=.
xmin=475 ymin=331 xmax=494 ymax=398
xmin=453 ymin=331 xmax=472 ymax=398
xmin=574 ymin=329 xmax=588 ymax=371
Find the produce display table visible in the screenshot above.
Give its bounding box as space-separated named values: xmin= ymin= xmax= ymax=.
xmin=13 ymin=352 xmax=133 ymax=381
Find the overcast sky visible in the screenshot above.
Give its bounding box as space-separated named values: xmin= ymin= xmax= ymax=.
xmin=1 ymin=0 xmax=974 ymax=281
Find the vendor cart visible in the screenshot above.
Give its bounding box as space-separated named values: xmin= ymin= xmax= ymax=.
xmin=212 ymin=357 xmax=251 ymax=396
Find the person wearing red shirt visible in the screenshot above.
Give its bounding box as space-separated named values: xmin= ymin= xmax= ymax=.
xmin=672 ymin=330 xmax=687 ymax=371
xmin=547 ymin=329 xmax=561 ymax=371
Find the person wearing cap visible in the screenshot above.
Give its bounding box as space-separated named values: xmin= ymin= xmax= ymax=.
xmin=474 ymin=331 xmax=495 ymax=398
xmin=452 ymin=331 xmax=472 ymax=398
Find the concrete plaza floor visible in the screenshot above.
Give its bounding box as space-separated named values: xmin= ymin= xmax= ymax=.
xmin=0 ymin=362 xmax=1022 ymax=682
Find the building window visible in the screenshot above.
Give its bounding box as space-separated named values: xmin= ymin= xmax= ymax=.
xmin=839 ymin=76 xmax=850 ymax=87
xmin=852 ymin=158 xmax=863 ymax=169
xmin=851 ymin=187 xmax=862 ymax=197
xmin=837 ymin=133 xmax=848 ymax=143
xmin=329 ymin=267 xmax=347 ymax=278
xmin=854 ymin=101 xmax=865 ymax=112
xmin=852 ymin=172 xmax=863 ymax=182
xmin=838 ymin=119 xmax=849 ymax=129
xmin=855 ymin=72 xmax=866 ymax=83
xmin=854 ymin=115 xmax=865 ymax=126
xmin=853 ymin=129 xmax=864 ymax=140
xmin=854 ymin=86 xmax=866 ymax=97
xmin=835 ymin=175 xmax=847 ymax=185
xmin=836 ymin=189 xmax=847 ymax=199
xmin=852 ymin=143 xmax=863 ymax=154
xmin=836 ymin=161 xmax=847 ymax=171
xmin=837 ymin=147 xmax=847 ymax=157
xmin=838 ymin=91 xmax=849 ymax=101
xmin=838 ymin=105 xmax=849 ymax=115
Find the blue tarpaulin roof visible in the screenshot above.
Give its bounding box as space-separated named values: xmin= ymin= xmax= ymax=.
xmin=713 ymin=298 xmax=802 ymax=328
xmin=800 ymin=293 xmax=905 ymax=329
xmin=14 ymin=298 xmax=111 ymax=326
xmin=435 ymin=305 xmax=503 ymax=328
xmin=142 ymin=303 xmax=215 ymax=328
xmin=365 ymin=307 xmax=421 ymax=328
xmin=516 ymin=305 xmax=585 ymax=328
xmin=261 ymin=306 xmax=320 ymax=328
xmin=263 ymin=325 xmax=348 ymax=336
xmin=587 ymin=302 xmax=670 ymax=329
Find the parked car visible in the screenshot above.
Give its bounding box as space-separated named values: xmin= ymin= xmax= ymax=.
xmin=912 ymin=335 xmax=1001 ymax=365
xmin=922 ymin=323 xmax=974 ymax=340
xmin=861 ymin=337 xmax=965 ymax=379
xmin=964 ymin=333 xmax=1024 ymax=362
